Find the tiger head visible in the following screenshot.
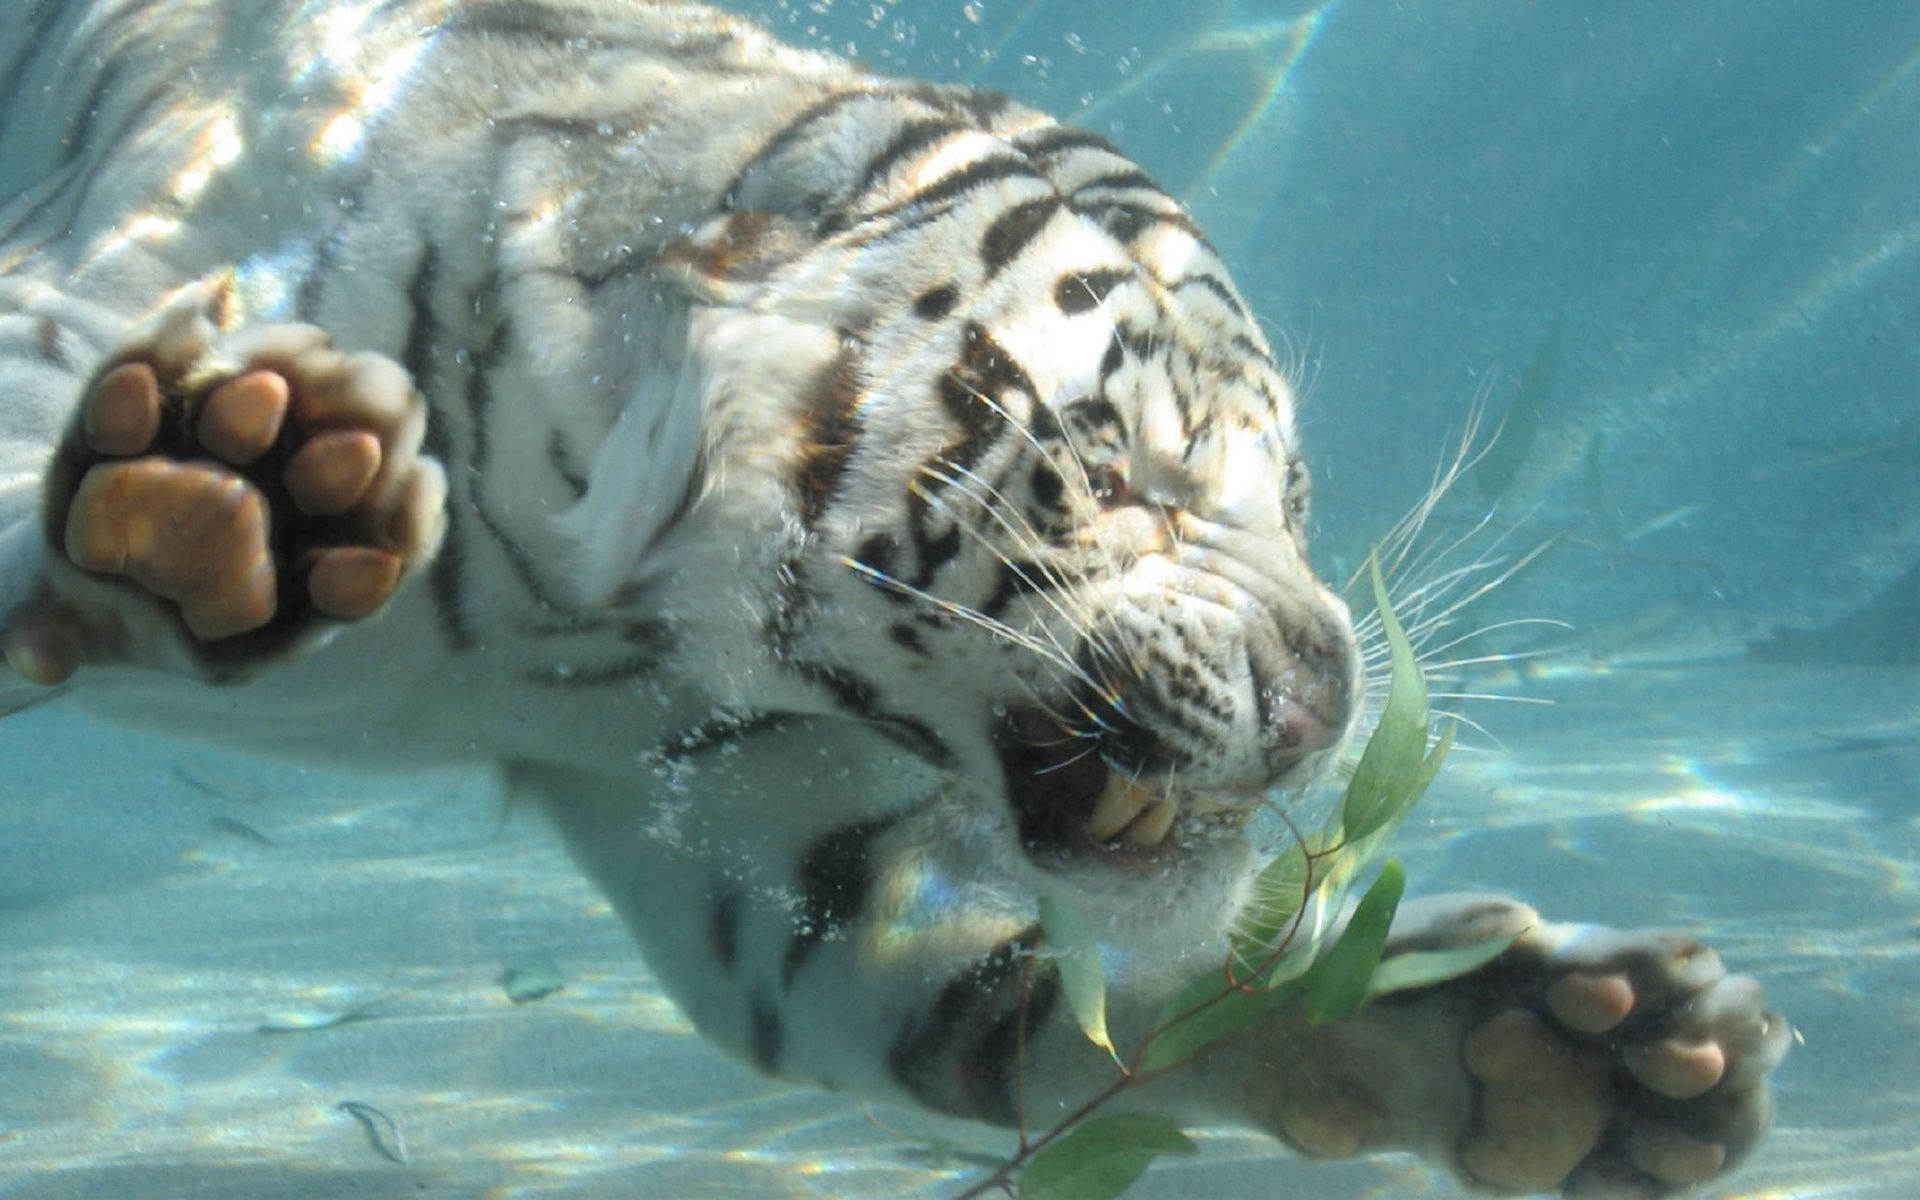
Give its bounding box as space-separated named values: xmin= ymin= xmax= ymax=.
xmin=653 ymin=97 xmax=1361 ymax=905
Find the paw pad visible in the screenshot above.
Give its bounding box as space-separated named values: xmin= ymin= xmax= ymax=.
xmin=1459 ymin=924 xmax=1789 ymax=1196
xmin=45 ymin=302 xmax=445 ymax=660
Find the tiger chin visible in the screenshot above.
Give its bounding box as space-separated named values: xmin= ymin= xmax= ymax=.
xmin=0 ymin=1 xmax=1785 ymax=1195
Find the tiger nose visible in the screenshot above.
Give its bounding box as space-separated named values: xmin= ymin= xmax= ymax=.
xmin=1071 ymin=604 xmax=1357 ymax=790
xmin=1247 ymin=606 xmax=1357 ymax=782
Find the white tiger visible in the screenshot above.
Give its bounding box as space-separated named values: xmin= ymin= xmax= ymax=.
xmin=0 ymin=1 xmax=1787 ymax=1194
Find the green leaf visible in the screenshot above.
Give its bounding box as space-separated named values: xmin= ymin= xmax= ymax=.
xmin=1413 ymin=717 xmax=1457 ymax=800
xmin=1018 ymin=1113 xmax=1196 ymax=1200
xmin=1139 ymin=966 xmax=1300 ymax=1073
xmin=1040 ymin=895 xmax=1117 ymax=1064
xmin=1227 ymin=841 xmax=1310 ymax=978
xmin=1340 ymin=558 xmax=1431 ymax=847
xmin=1304 ymin=859 xmax=1405 ymax=1025
xmin=1366 ymin=932 xmax=1520 ymax=1000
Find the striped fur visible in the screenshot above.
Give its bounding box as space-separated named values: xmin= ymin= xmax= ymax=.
xmin=1 ymin=0 xmax=1358 ymax=1134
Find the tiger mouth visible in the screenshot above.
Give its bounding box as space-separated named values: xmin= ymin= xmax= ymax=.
xmin=995 ymin=709 xmax=1254 ymax=864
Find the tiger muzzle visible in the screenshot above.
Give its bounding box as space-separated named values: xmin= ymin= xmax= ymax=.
xmin=996 ymin=574 xmax=1358 ymax=863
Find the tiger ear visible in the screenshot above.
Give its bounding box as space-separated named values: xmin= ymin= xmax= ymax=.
xmin=654 ymin=211 xmax=807 ymax=306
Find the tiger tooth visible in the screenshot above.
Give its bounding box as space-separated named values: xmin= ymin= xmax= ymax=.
xmin=1120 ymin=797 xmax=1179 ymax=847
xmin=1087 ymin=774 xmax=1152 ymax=841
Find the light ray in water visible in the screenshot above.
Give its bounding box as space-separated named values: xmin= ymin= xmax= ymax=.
xmin=1183 ymin=3 xmax=1335 ymax=201
xmin=1763 ymin=37 xmax=1920 ymax=200
xmin=1070 ymin=1 xmax=1332 ymax=138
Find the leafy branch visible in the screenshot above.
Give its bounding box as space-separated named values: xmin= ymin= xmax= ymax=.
xmin=952 ymin=556 xmax=1514 ymax=1200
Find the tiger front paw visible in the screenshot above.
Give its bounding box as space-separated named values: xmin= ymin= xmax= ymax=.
xmin=1242 ymin=899 xmax=1790 ymax=1198
xmin=1454 ymin=921 xmax=1790 ymax=1197
xmin=4 ymin=298 xmax=446 ymax=684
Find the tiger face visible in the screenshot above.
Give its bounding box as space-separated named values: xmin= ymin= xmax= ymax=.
xmin=667 ymin=103 xmax=1360 ymax=894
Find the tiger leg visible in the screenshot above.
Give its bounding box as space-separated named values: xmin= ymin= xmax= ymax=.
xmin=1226 ymin=895 xmax=1790 ymax=1196
xmin=1 ymin=291 xmax=446 ymax=688
xmin=527 ymin=737 xmax=1787 ymax=1196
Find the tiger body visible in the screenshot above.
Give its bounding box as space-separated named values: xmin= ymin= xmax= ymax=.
xmin=0 ymin=0 xmax=1319 ymax=1119
xmin=0 ymin=2 xmax=1788 ymax=1192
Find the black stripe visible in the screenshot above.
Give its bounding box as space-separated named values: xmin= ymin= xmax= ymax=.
xmin=1231 ymin=331 xmax=1277 ymax=367
xmin=980 ymin=198 xmax=1061 ymax=278
xmin=721 ymin=89 xmax=882 ymax=210
xmin=865 ymin=156 xmax=1044 ymax=228
xmin=631 ymin=447 xmax=707 ymax=563
xmin=972 ymin=969 xmax=1061 ymax=1124
xmin=62 ymin=0 xmax=167 ymax=75
xmin=0 ymin=70 xmax=180 ymax=247
xmin=953 ymin=87 xmax=1015 ymax=125
xmin=545 ymin=428 xmax=589 ymax=498
xmin=0 ymin=317 xmax=71 ymax=371
xmin=465 ymin=321 xmax=594 ymax=619
xmin=1015 ymin=125 xmax=1123 ymax=162
xmin=497 ymin=112 xmax=639 ymax=139
xmin=764 ymin=552 xmax=811 ymax=656
xmin=0 ymin=0 xmax=159 ymax=232
xmin=653 ymin=711 xmax=794 ymax=764
xmin=926 ymin=323 xmax=1035 ymax=499
xmin=794 ymin=337 xmax=865 ymax=526
xmin=853 ymin=117 xmax=972 ymax=202
xmin=709 ymin=888 xmax=743 ymax=974
xmin=1073 ymin=199 xmax=1209 ymax=248
xmin=889 ymin=623 xmax=932 ymax=658
xmin=293 ymin=178 xmax=371 ymax=322
xmin=1172 ymin=272 xmax=1249 ymax=319
xmin=516 ymin=614 xmax=610 ymax=638
xmin=37 ymin=317 xmax=68 ymax=369
xmin=748 ymin=993 xmax=785 ymax=1075
xmin=948 ymin=323 xmax=1035 ymax=431
xmin=1027 ymin=458 xmax=1065 ymax=513
xmin=434 ymin=2 xmax=642 ymax=49
xmin=791 ymin=662 xmax=955 ymax=768
xmin=517 ymin=651 xmax=660 ymax=688
xmin=886 ymin=926 xmax=1048 ymax=1123
xmin=979 ymin=559 xmax=1060 ymax=621
xmin=54 ymin=52 xmax=132 ymax=174
xmin=0 ymin=4 xmax=73 ymax=174
xmin=913 ymin=284 xmax=959 ymax=320
xmin=1110 ymin=324 xmax=1163 ymax=370
xmin=401 ymin=251 xmax=478 ymax=652
xmin=0 ymin=688 xmax=64 ymax=721
xmin=782 ymin=814 xmax=901 ymax=989
xmin=400 ymin=244 xmax=442 ymax=385
xmin=851 ymin=533 xmax=911 ymax=605
xmin=1069 ymin=168 xmax=1162 ymax=197
xmin=419 ymin=429 xmax=475 ymax=652
xmin=903 ymin=498 xmax=964 ymax=588
xmin=1054 ymin=269 xmax=1132 ymax=315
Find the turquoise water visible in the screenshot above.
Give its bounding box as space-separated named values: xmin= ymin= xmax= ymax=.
xmin=2 ymin=2 xmax=1916 ymax=1197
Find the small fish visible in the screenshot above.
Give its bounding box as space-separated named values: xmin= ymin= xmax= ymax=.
xmin=895 ymin=1138 xmax=1007 ymax=1171
xmin=338 ymin=1100 xmax=409 ymax=1165
xmin=1808 ymin=721 xmax=1920 ymax=755
xmin=502 ymin=957 xmax=566 ymax=1004
xmin=1620 ymin=504 xmax=1704 ymax=545
xmin=209 ymin=814 xmax=276 ymax=846
xmin=1475 ymin=323 xmax=1563 ymax=501
xmin=173 ymin=763 xmax=270 ymax=805
xmin=1582 ymin=430 xmax=1623 ymax=549
xmin=256 ymin=1003 xmax=382 ymax=1034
